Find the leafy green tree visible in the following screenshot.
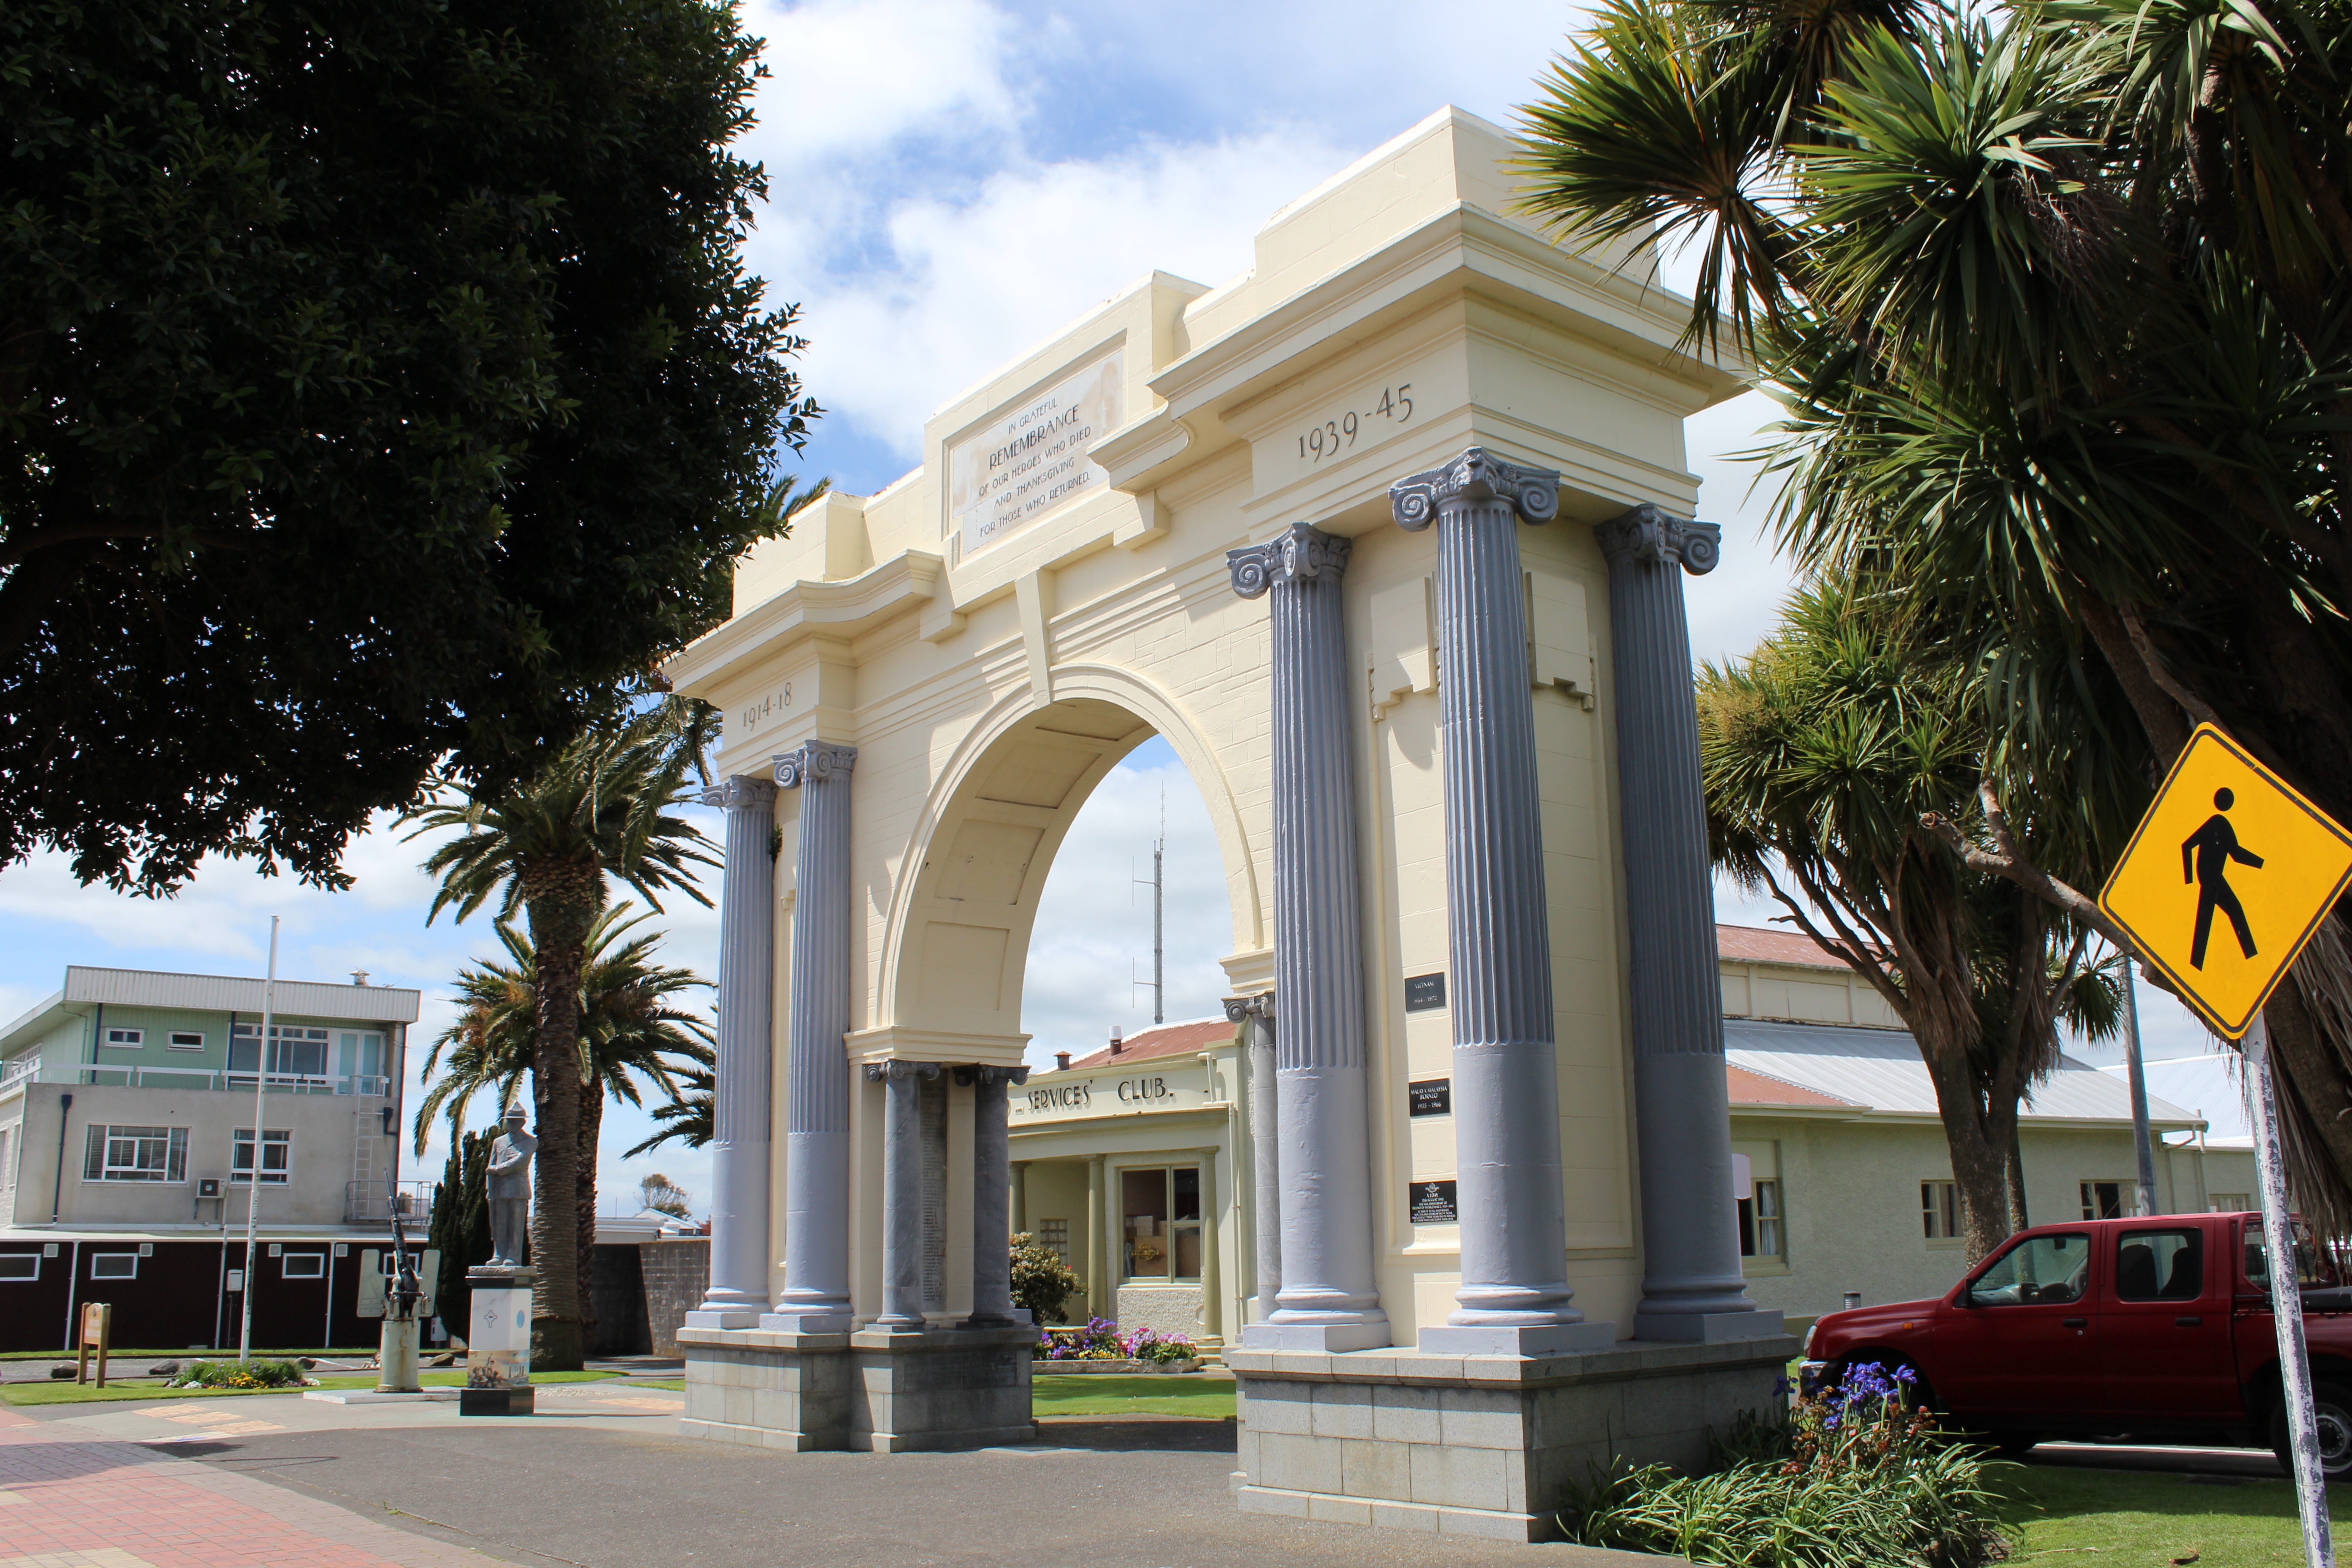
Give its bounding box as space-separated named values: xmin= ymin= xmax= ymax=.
xmin=1011 ymin=1234 xmax=1083 ymax=1326
xmin=414 ymin=901 xmax=713 ymax=1344
xmin=427 ymin=1131 xmax=494 ymax=1339
xmin=0 ymin=0 xmax=818 ymax=895
xmin=637 ymin=1174 xmax=694 ymax=1220
xmin=407 ymin=710 xmax=714 ymax=1366
xmin=1520 ymin=0 xmax=2352 ymax=1219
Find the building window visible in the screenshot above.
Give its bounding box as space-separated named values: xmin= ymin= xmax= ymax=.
xmin=1120 ymin=1166 xmax=1202 ymax=1280
xmin=1921 ymin=1180 xmax=1960 ymax=1241
xmin=90 ymin=1252 xmax=138 ymax=1279
xmin=0 ymin=1253 xmax=37 ymax=1281
xmin=168 ymin=1031 xmax=205 ymax=1051
xmin=101 ymin=1027 xmax=143 ymax=1049
xmin=83 ymin=1125 xmax=189 ymax=1183
xmin=2081 ymin=1180 xmax=2130 ymax=1220
xmin=281 ymin=1252 xmax=325 ymax=1279
xmin=334 ymin=1031 xmax=387 ymax=1093
xmin=230 ymin=1128 xmax=292 ymax=1185
xmin=1038 ymin=1217 xmax=1070 ymax=1264
xmin=230 ymin=1024 xmax=330 ymax=1079
xmin=1739 ymin=1179 xmax=1784 ymax=1258
xmin=2211 ymin=1192 xmax=2252 ymax=1213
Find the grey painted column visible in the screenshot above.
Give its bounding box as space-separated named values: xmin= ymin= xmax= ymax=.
xmin=760 ymin=741 xmax=859 ymax=1334
xmin=1223 ymin=993 xmax=1280 ymax=1322
xmin=962 ymin=1065 xmax=1028 ymax=1328
xmin=1596 ymin=506 xmax=1783 ymax=1343
xmin=1393 ymin=448 xmax=1613 ymax=1356
xmin=1229 ymin=524 xmax=1390 ymax=1353
xmin=684 ymin=775 xmax=777 ymax=1329
xmin=1010 ymin=1161 xmax=1030 ymax=1236
xmin=1085 ymin=1154 xmax=1107 ymax=1320
xmin=869 ymin=1060 xmax=938 ymax=1333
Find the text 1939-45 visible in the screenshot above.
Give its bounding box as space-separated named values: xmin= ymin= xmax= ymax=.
xmin=1295 ymin=384 xmax=1412 ymax=463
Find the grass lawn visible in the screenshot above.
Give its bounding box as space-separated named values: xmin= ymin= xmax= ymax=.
xmin=1996 ymin=1462 xmax=2347 ymax=1565
xmin=1033 ymin=1373 xmax=1236 ymax=1420
xmin=0 ymin=1348 xmax=373 ymax=1361
xmin=0 ymin=1369 xmax=616 ymax=1407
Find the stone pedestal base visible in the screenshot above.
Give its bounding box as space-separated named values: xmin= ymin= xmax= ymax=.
xmin=677 ymin=1323 xmax=1039 ymax=1453
xmin=461 ymin=1266 xmax=534 ymax=1420
xmin=459 ymin=1385 xmax=537 ymax=1416
xmin=1229 ymin=1334 xmax=1799 ymax=1541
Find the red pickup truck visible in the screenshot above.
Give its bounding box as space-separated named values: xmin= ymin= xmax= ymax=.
xmin=1799 ymin=1210 xmax=2352 ymax=1475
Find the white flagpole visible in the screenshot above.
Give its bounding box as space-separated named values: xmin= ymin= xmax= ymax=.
xmin=238 ymin=916 xmax=279 ymax=1363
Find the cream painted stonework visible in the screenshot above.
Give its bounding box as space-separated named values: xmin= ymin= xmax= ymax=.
xmin=666 ymin=105 xmax=1743 ymax=1342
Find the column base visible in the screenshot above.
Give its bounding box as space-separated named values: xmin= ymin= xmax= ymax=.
xmin=1416 ymin=1322 xmax=1617 ymax=1356
xmin=1229 ymin=1334 xmax=1800 ymax=1539
xmin=1240 ymin=1319 xmax=1391 ymax=1354
xmin=683 ymin=1308 xmax=763 ymax=1330
xmin=1634 ymin=1308 xmax=1787 ymax=1343
xmin=758 ymin=1309 xmax=856 ymax=1333
xmin=678 ymin=1324 xmax=1039 ymax=1452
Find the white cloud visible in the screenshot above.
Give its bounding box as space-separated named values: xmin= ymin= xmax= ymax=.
xmin=743 ymin=0 xmax=1029 ymax=172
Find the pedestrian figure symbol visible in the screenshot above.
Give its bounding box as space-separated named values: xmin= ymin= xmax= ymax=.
xmin=2183 ymin=787 xmax=2264 ymax=969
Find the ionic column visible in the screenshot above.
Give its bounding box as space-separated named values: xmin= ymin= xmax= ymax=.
xmin=962 ymin=1065 xmax=1029 ymax=1329
xmin=1595 ymin=506 xmax=1782 ymax=1343
xmin=760 ymin=741 xmax=858 ymax=1334
xmin=1222 ymin=993 xmax=1280 ymax=1322
xmin=867 ymin=1060 xmax=938 ymax=1333
xmin=1085 ymin=1155 xmax=1107 ymax=1321
xmin=1010 ymin=1161 xmax=1030 ymax=1236
xmin=685 ymin=775 xmax=777 ymax=1329
xmin=1393 ymin=448 xmax=1612 ymax=1355
xmin=1228 ymin=524 xmax=1389 ymax=1353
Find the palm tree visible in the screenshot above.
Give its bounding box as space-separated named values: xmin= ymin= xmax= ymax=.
xmin=1702 ymin=576 xmax=2119 ymax=1260
xmin=413 ymin=905 xmax=714 ymax=1334
xmin=624 ymin=1067 xmax=712 ymax=1158
xmin=1520 ymin=0 xmax=2352 ymax=1224
xmin=405 ymin=705 xmax=716 ymax=1367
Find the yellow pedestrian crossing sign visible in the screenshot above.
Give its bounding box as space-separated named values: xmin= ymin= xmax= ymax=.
xmin=2099 ymin=723 xmax=2352 ymax=1039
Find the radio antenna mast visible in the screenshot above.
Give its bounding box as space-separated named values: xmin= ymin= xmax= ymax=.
xmin=1131 ymin=785 xmax=1166 ymax=1024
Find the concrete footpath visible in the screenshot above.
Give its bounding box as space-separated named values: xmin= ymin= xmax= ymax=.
xmin=0 ymin=1390 xmax=1676 ymax=1568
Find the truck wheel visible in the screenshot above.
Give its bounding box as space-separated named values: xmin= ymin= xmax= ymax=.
xmin=2269 ymin=1380 xmax=2352 ymax=1480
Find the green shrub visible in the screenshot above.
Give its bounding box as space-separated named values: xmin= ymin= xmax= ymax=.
xmin=1558 ymin=1363 xmax=2009 ymax=1568
xmin=1010 ymin=1232 xmax=1082 ymax=1325
xmin=167 ymin=1358 xmax=308 ymax=1390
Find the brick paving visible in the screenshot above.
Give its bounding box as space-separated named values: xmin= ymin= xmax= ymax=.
xmin=0 ymin=1408 xmax=498 ymax=1568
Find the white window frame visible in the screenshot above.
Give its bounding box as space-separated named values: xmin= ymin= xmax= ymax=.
xmin=1922 ymin=1179 xmax=1961 ymax=1242
xmin=0 ymin=1253 xmax=37 ymax=1281
xmin=2211 ymin=1192 xmax=2253 ymax=1212
xmin=100 ymin=1027 xmax=143 ymax=1049
xmin=167 ymin=1031 xmax=206 ymax=1051
xmin=90 ymin=1252 xmax=138 ymax=1279
xmin=230 ymin=1127 xmax=293 ymax=1186
xmin=84 ymin=1124 xmax=189 ymax=1184
xmin=230 ymin=1023 xmax=330 ymax=1080
xmin=280 ymin=1251 xmax=325 ymax=1279
xmin=2081 ymin=1179 xmax=2132 ymax=1220
xmin=1740 ymin=1178 xmax=1785 ymax=1259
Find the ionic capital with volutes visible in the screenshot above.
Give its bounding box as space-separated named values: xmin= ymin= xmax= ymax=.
xmin=1593 ymin=504 xmax=1721 ymax=576
xmin=1389 ymin=447 xmax=1559 ymax=531
xmin=1227 ymin=522 xmax=1351 ymax=599
xmin=774 ymin=740 xmax=858 ymax=789
xmin=702 ymin=774 xmax=776 ymax=813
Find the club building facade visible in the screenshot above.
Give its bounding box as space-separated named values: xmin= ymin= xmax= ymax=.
xmin=1009 ymin=926 xmax=2248 ymax=1356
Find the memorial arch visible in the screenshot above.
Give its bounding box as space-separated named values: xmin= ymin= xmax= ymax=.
xmin=662 ymin=105 xmax=1798 ymax=1534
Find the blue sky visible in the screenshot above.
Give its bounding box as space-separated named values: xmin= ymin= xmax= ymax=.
xmin=0 ymin=0 xmax=2233 ymax=1222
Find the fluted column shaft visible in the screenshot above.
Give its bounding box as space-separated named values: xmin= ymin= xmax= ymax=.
xmin=763 ymin=741 xmax=858 ymax=1333
xmin=1229 ymin=524 xmax=1388 ymax=1353
xmin=1597 ymin=507 xmax=1777 ymax=1342
xmin=1394 ymin=449 xmax=1607 ymax=1354
xmin=870 ymin=1060 xmax=936 ymax=1332
xmin=1224 ymin=993 xmax=1280 ymax=1322
xmin=963 ymin=1066 xmax=1027 ymax=1328
xmin=687 ymin=775 xmax=777 ymax=1328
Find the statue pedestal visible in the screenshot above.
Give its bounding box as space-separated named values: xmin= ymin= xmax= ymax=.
xmin=461 ymin=1265 xmax=536 ymax=1416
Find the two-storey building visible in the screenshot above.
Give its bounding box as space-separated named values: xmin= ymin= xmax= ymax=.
xmin=0 ymin=965 xmax=430 ymax=1351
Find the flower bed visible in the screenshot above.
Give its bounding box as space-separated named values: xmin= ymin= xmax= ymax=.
xmin=1557 ymin=1362 xmax=2009 ymax=1568
xmin=1033 ymin=1318 xmax=1202 ymax=1371
xmin=166 ymin=1358 xmax=314 ymax=1391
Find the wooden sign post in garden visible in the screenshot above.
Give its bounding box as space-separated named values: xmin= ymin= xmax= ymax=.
xmin=75 ymin=1301 xmax=111 ymax=1387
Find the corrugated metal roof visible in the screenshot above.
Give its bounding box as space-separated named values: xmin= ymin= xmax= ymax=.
xmin=2100 ymin=1052 xmax=2247 ymax=1140
xmin=61 ymin=966 xmax=420 ymax=1023
xmin=1727 ymin=1063 xmax=1857 ymax=1108
xmin=1725 ymin=1017 xmax=2202 ymax=1127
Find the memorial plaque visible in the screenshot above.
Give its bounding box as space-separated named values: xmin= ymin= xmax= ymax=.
xmin=1404 ymin=972 xmax=1446 ymax=1012
xmin=1408 ymin=1078 xmax=1452 ymax=1117
xmin=1408 ymin=1179 xmax=1459 ymax=1225
xmin=947 ymin=349 xmax=1123 ymax=557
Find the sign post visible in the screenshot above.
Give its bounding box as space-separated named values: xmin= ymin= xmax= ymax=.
xmin=75 ymin=1301 xmax=111 ymax=1387
xmin=2099 ymin=722 xmax=2352 ymax=1568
